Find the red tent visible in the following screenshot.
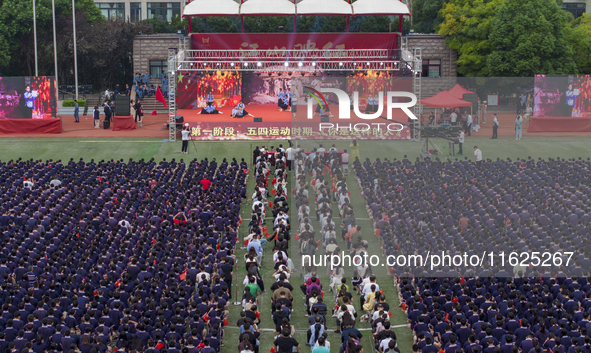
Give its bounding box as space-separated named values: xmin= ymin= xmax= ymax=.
xmin=448 ymin=84 xmax=476 ymax=99
xmin=421 ymin=90 xmax=472 ymax=108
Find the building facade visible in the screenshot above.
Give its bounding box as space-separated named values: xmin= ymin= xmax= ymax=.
xmin=93 ymin=0 xmax=186 ymax=22
xmin=133 ymin=34 xmax=189 ymax=76
xmin=561 ymin=0 xmax=590 ymax=19
xmin=403 ymin=33 xmax=458 ymax=99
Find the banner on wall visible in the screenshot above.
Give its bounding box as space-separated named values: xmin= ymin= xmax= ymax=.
xmin=191 ymin=33 xmax=399 ymax=51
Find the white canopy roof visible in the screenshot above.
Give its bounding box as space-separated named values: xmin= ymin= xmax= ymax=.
xmin=183 ymin=0 xmax=241 ymax=16
xmin=352 ymin=0 xmax=410 ymax=16
xmin=297 ymin=0 xmax=353 ymax=15
xmin=183 ymin=0 xmax=411 ymax=17
xmin=240 ymin=0 xmax=296 ymax=15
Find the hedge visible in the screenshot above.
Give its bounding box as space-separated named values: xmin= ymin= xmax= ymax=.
xmin=62 ymin=100 xmax=86 ymax=107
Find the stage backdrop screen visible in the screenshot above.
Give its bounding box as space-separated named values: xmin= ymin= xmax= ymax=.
xmin=534 ymin=75 xmax=591 ymax=118
xmin=0 ymin=76 xmax=56 ymax=119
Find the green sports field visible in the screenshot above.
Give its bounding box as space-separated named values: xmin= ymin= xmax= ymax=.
xmin=1 ymin=136 xmax=590 ymax=353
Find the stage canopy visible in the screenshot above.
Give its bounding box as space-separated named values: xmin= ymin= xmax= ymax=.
xmin=183 ymin=0 xmax=410 ymax=17
xmin=240 ymin=0 xmax=296 ymax=15
xmin=421 ymin=90 xmax=472 ymax=108
xmin=351 ymin=0 xmax=411 ymax=16
xmin=297 ymin=0 xmax=353 ymax=15
xmin=448 ymin=84 xmax=475 ymax=99
xmin=183 ymin=0 xmax=241 ymax=16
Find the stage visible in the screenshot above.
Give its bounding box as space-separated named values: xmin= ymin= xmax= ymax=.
xmin=0 ymin=118 xmax=63 ymax=135
xmin=527 ymin=116 xmax=591 ymax=133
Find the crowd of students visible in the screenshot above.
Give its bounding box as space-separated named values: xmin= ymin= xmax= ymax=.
xmin=354 ymin=155 xmax=591 ymax=353
xmin=240 ymin=145 xmax=399 ymax=353
xmin=0 ymin=156 xmax=248 ymax=353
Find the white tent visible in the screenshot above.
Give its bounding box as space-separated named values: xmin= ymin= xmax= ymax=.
xmin=297 ymin=0 xmax=353 ymax=15
xmin=351 ymin=0 xmax=411 ymax=15
xmin=183 ymin=0 xmax=240 ymax=16
xmin=240 ymin=0 xmax=296 ymax=15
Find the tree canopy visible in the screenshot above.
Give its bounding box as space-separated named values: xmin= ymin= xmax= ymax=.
xmin=487 ymin=0 xmax=577 ymax=76
xmin=564 ymin=13 xmax=591 ymax=74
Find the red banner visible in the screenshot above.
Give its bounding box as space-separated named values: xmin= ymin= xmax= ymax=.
xmin=191 ymin=32 xmax=398 ymax=51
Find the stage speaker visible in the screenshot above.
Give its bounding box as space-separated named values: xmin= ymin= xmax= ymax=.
xmin=254 ymin=117 xmax=262 ymax=122
xmin=175 ymin=115 xmax=184 ymax=123
xmin=115 ymin=96 xmax=130 ymax=116
xmin=320 ymin=117 xmax=329 ymax=122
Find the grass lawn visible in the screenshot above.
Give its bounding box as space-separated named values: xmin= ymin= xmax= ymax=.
xmin=0 ymin=136 xmax=589 ymax=353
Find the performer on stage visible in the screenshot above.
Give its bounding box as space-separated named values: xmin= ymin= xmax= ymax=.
xmin=365 ymin=95 xmax=374 ymax=113
xmin=230 ymin=106 xmax=254 ymax=119
xmin=207 ymin=90 xmax=215 ymax=106
xmin=278 ymin=88 xmax=285 ymax=110
xmin=279 ymin=95 xmax=290 ymax=112
xmin=198 ymin=104 xmax=223 ymax=114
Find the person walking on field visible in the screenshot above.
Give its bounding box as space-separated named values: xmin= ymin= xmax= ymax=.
xmin=74 ymin=100 xmax=80 ymax=123
xmin=515 ymin=114 xmax=523 ymax=141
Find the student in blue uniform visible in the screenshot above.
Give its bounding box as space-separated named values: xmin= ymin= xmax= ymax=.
xmin=199 ymin=104 xmax=223 ymax=114
xmin=231 ymin=106 xmax=254 ymax=119
xmin=135 ymin=84 xmax=143 ymax=100
xmin=278 ymin=88 xmax=285 ymax=110
xmin=365 ymin=95 xmax=374 ymax=113
xmin=279 ymin=96 xmax=290 ymax=111
xmin=162 ymin=77 xmax=169 ymax=98
xmin=141 ymin=70 xmax=151 ymax=86
xmin=373 ymin=94 xmax=379 ymax=113
xmin=207 ymin=91 xmax=215 ymax=106
xmin=288 ymin=88 xmax=293 ymax=107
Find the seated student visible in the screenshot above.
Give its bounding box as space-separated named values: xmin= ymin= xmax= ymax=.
xmin=135 ymin=84 xmax=143 ymax=100
xmin=199 ymin=104 xmax=223 ymax=115
xmin=279 ymin=96 xmax=290 ymax=112
xmin=149 ymin=85 xmax=155 ymax=97
xmin=231 ymin=107 xmax=254 ymax=119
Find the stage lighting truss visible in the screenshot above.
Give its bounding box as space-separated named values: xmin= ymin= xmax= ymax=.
xmin=175 ymin=60 xmax=401 ymax=72
xmin=172 ymin=49 xmax=405 ymax=72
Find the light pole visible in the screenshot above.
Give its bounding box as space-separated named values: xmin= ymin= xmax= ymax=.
xmin=33 ymin=0 xmax=38 ymax=76
xmin=52 ymin=0 xmax=58 ymax=94
xmin=72 ymin=0 xmax=79 ymax=99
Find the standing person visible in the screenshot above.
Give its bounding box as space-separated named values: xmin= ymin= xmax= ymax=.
xmin=458 ymin=129 xmax=464 ymax=155
xmin=207 ymin=90 xmax=214 ymax=106
xmin=74 ymin=100 xmax=80 ymax=123
xmin=492 ymin=113 xmax=499 ymax=139
xmin=285 ymin=145 xmax=295 ymax=171
xmin=465 ymin=113 xmax=472 ymax=136
xmin=181 ymin=126 xmax=190 ymax=154
xmin=350 ymin=140 xmax=360 ymax=162
xmin=93 ymin=106 xmax=100 ymax=128
xmin=103 ymin=101 xmax=111 ymax=124
xmin=125 ymin=84 xmax=130 ymax=96
xmin=278 ymin=88 xmax=285 ymax=111
xmin=450 ymin=110 xmax=458 ymax=125
xmin=515 ymin=114 xmax=523 ymax=141
xmin=474 ymin=146 xmax=482 ymax=167
xmin=141 ymin=70 xmax=151 ymax=86
xmin=133 ymin=100 xmax=141 ymax=123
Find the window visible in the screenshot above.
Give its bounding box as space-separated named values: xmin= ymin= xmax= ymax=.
xmin=148 ymin=2 xmax=181 ymax=22
xmin=422 ymin=59 xmax=441 ymax=78
xmin=97 ymin=3 xmax=125 ymax=20
xmin=130 ymin=2 xmax=141 ymax=22
xmin=150 ymin=60 xmax=168 ymax=78
xmin=562 ymin=2 xmax=586 ymax=19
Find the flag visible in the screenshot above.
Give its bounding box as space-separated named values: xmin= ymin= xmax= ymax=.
xmin=155 ymin=86 xmax=167 ymax=108
xmin=180 ymin=269 xmax=187 ymax=281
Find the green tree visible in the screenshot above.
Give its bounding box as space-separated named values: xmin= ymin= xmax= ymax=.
xmin=412 ymin=0 xmax=447 ymax=33
xmin=487 ymin=0 xmax=577 ymax=76
xmin=437 ymin=0 xmax=503 ymax=76
xmin=564 ymin=13 xmax=591 ymax=74
xmin=0 ymin=0 xmax=102 ymax=77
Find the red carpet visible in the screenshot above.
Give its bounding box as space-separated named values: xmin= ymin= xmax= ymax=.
xmin=527 ymin=117 xmax=591 ymax=133
xmin=0 ymin=118 xmax=63 ymax=135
